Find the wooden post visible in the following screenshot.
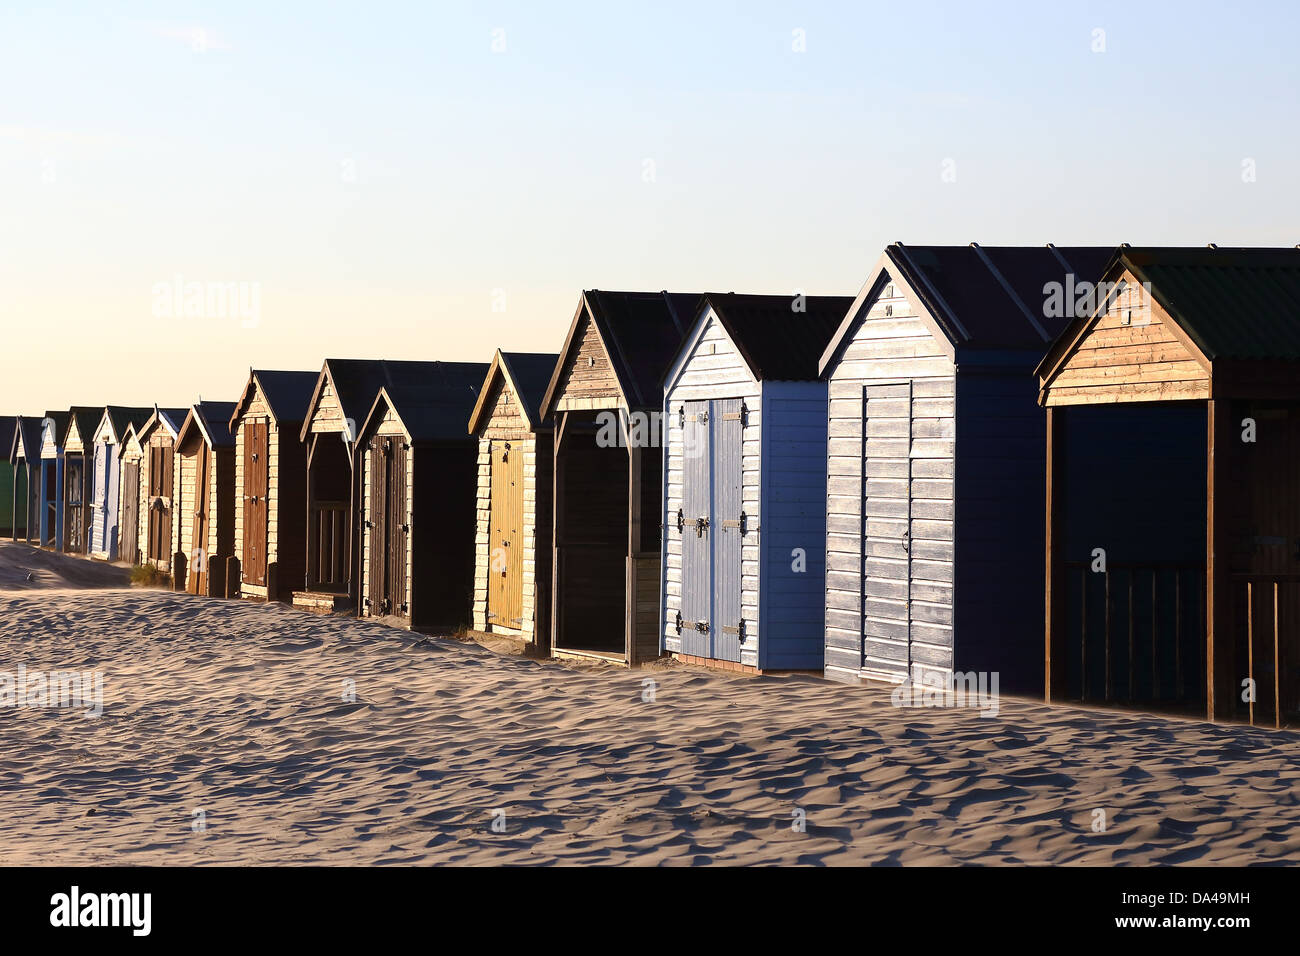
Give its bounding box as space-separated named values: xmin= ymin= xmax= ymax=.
xmin=550 ymin=412 xmax=567 ymax=655
xmin=1207 ymin=399 xmax=1235 ymax=721
xmin=626 ymin=435 xmax=642 ymax=665
xmin=1045 ymin=406 xmax=1066 ymax=701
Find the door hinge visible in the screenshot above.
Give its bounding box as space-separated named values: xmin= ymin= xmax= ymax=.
xmin=676 ymin=509 xmax=684 ymax=533
xmin=694 ymin=620 xmax=710 ymax=634
xmin=674 ymin=610 xmax=683 ymax=634
xmin=722 ymin=403 xmax=748 ymax=425
xmin=722 ymin=621 xmax=747 ymax=643
xmin=720 ymin=512 xmax=748 ymax=534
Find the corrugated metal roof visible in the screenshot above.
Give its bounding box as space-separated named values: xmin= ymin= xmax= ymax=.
xmin=701 ymin=292 xmax=855 ymax=381
xmin=1121 ymin=247 xmax=1300 ymax=360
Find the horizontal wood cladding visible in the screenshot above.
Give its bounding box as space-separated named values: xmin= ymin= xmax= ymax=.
xmin=306 ymin=378 xmax=347 ymax=433
xmin=476 ymin=377 xmax=530 ymax=440
xmin=554 ymin=312 xmax=622 ymax=410
xmin=1045 ymin=269 xmax=1210 ymax=406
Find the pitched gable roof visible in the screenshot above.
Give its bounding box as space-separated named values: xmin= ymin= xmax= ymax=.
xmin=688 ymin=293 xmax=854 ymax=383
xmin=301 ymin=359 xmax=482 ymax=442
xmin=821 ymin=244 xmax=1115 ymax=374
xmin=95 ymin=406 xmax=154 ymax=445
xmin=358 ymin=362 xmax=489 ymax=444
xmin=63 ymin=406 xmax=104 ymax=450
xmin=541 ymin=290 xmax=699 ymax=416
xmin=138 ymin=406 xmax=190 ymax=443
xmin=11 ymin=415 xmax=43 ymax=464
xmin=40 ymin=411 xmax=70 ymax=450
xmin=0 ymin=417 xmax=15 ymax=460
xmin=467 ymin=350 xmax=561 ymax=434
xmin=176 ymin=401 xmax=237 ymax=452
xmin=229 ymin=370 xmax=318 ymax=429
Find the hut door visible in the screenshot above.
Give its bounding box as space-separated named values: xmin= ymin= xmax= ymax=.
xmin=242 ymin=423 xmax=268 ymax=585
xmin=712 ymin=399 xmax=745 ymax=663
xmin=147 ymin=445 xmax=174 ymax=564
xmin=368 ymin=436 xmax=408 ymax=617
xmin=680 ymin=401 xmax=712 ymax=657
xmin=488 ymin=440 xmax=524 ymax=629
xmin=189 ymin=444 xmax=210 ymax=595
xmin=66 ymin=456 xmax=85 ymax=553
xmin=121 ymin=462 xmax=139 ymax=564
xmin=91 ymin=443 xmax=108 ymax=554
xmin=862 ymin=383 xmax=915 ymax=682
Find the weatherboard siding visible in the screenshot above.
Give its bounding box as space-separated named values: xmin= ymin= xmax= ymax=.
xmin=824 ymin=278 xmax=957 ymax=685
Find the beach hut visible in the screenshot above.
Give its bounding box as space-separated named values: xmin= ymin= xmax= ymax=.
xmin=59 ymin=407 xmax=106 ymax=554
xmin=228 ymin=370 xmax=318 ymax=601
xmin=174 ymin=401 xmax=237 ymax=596
xmin=539 ymin=290 xmax=699 ymax=664
xmin=7 ymin=416 xmax=42 ymax=543
xmin=1036 ymin=246 xmax=1300 ymax=726
xmin=660 ymin=293 xmax=853 ymax=672
xmin=355 ymin=362 xmax=488 ymax=630
xmin=117 ymin=422 xmax=144 ymax=565
xmin=88 ymin=406 xmax=153 ymax=560
xmin=37 ymin=411 xmax=70 ymax=549
xmin=295 ymin=359 xmax=454 ymax=613
xmin=818 ymin=244 xmax=1113 ymax=693
xmin=467 ymin=350 xmax=561 ymax=647
xmin=132 ymin=407 xmax=189 ymax=578
xmin=0 ymin=417 xmax=20 ymax=539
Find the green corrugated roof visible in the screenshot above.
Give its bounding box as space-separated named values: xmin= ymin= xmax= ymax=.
xmin=1122 ymin=247 xmax=1300 ymax=361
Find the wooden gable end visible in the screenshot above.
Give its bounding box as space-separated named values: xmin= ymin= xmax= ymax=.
xmin=1042 ymin=269 xmax=1210 ymax=407
xmin=553 ymin=312 xmax=623 ymax=412
xmin=64 ymin=417 xmax=85 ymax=454
xmin=306 ymin=373 xmax=347 ymax=435
xmin=478 ymin=374 xmax=530 ymax=440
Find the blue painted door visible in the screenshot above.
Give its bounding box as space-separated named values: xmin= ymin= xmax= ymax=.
xmin=680 ymin=400 xmax=712 ymax=656
xmin=711 ymin=399 xmax=744 ymax=663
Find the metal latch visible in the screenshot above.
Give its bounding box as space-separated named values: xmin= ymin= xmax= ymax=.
xmin=721 ymin=403 xmax=748 ymax=426
xmin=695 ymin=516 xmax=709 ymax=537
xmin=720 ymin=512 xmax=748 ymax=534
xmin=722 ymin=621 xmax=747 ymax=643
xmin=694 ymin=621 xmax=710 ymax=633
xmin=674 ymin=610 xmax=683 ymax=634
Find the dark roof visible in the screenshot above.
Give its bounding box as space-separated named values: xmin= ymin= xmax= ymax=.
xmin=501 ymin=352 xmax=560 ymax=424
xmin=1120 ymin=247 xmax=1300 ymax=361
xmin=302 ymin=359 xmax=484 ymax=441
xmin=0 ymin=417 xmax=14 ymax=458
xmin=41 ymin=410 xmax=70 ymax=448
xmin=229 ymin=370 xmax=318 ymax=428
xmin=696 ymin=293 xmax=855 ymax=381
xmin=105 ymin=406 xmax=154 ymax=444
xmin=10 ymin=416 xmax=43 ymax=464
xmin=359 ymin=362 xmax=490 ymax=444
xmin=821 ymin=244 xmax=1116 ymax=374
xmin=66 ymin=406 xmax=104 ymax=448
xmin=542 ymin=290 xmax=700 ymax=415
xmin=178 ymin=400 xmax=237 ymax=451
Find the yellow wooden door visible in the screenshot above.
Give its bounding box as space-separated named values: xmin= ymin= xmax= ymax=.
xmin=488 ymin=440 xmax=524 ymax=628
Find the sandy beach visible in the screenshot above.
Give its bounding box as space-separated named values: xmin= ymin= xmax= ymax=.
xmin=0 ymin=540 xmax=1297 ymax=866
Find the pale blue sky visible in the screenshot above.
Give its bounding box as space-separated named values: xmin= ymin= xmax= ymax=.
xmin=2 ymin=1 xmax=1297 ymax=410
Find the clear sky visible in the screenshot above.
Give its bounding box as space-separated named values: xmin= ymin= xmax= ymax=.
xmin=2 ymin=0 xmax=1297 ymax=413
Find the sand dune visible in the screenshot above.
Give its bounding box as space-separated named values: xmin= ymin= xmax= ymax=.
xmin=1 ymin=543 xmax=1298 ymax=865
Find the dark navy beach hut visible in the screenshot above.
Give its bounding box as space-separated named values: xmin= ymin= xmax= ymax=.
xmin=818 ymin=244 xmax=1113 ymax=694
xmin=660 ymin=293 xmax=853 ymax=672
xmin=9 ymin=416 xmax=44 ymax=544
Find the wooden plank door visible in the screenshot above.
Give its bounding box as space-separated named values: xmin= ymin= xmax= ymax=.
xmin=188 ymin=444 xmax=210 ymax=594
xmin=65 ymin=455 xmax=84 ymax=553
xmin=243 ymin=422 xmax=268 ymax=585
xmin=367 ymin=437 xmax=388 ymax=614
xmin=680 ymin=401 xmax=712 ymax=656
xmin=121 ymin=461 xmax=139 ymax=564
xmin=388 ymin=439 xmax=408 ymax=617
xmin=487 ymin=440 xmax=524 ymax=629
xmin=711 ymin=398 xmax=744 ymax=663
xmin=861 ymin=383 xmax=914 ymax=682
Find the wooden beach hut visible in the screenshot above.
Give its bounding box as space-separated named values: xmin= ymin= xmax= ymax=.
xmin=132 ymin=407 xmax=189 ymax=578
xmin=295 ymin=359 xmax=459 ymax=613
xmin=228 ymin=370 xmax=317 ymax=601
xmin=818 ymin=244 xmax=1113 ymax=693
xmin=1037 ymin=246 xmax=1300 ymax=725
xmin=0 ymin=417 xmax=21 ymax=539
xmin=174 ymin=401 xmax=237 ymax=596
xmin=539 ymin=290 xmax=699 ymax=664
xmin=59 ymin=407 xmax=106 ymax=554
xmin=88 ymin=406 xmax=153 ymax=560
xmin=661 ymin=294 xmax=852 ymax=672
xmin=467 ymin=350 xmax=560 ymax=647
xmin=38 ymin=411 xmax=70 ymax=549
xmin=355 ymin=362 xmax=487 ymax=630
xmin=117 ymin=421 xmax=145 ymax=565
xmin=8 ymin=416 xmax=42 ymax=543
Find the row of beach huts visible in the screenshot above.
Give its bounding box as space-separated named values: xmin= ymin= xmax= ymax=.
xmin=3 ymin=244 xmax=1299 ymax=726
